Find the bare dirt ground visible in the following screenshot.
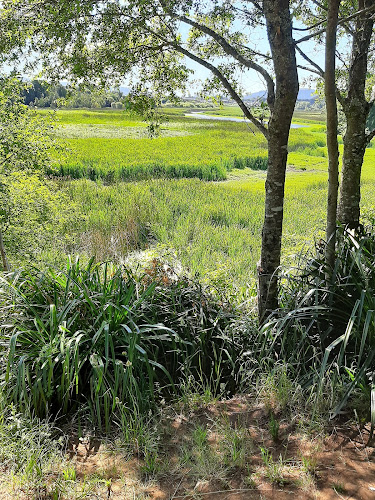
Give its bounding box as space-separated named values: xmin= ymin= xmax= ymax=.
xmin=1 ymin=397 xmax=375 ymax=499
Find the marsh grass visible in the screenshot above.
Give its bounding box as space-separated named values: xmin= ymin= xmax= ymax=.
xmin=47 ymin=109 xmax=330 ymax=182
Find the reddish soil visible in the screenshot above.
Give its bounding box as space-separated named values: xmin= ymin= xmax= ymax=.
xmin=1 ymin=397 xmax=375 ymax=499
xmin=66 ymin=398 xmax=375 ymax=500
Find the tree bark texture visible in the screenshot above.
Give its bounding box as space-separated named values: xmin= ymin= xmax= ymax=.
xmin=338 ymin=0 xmax=374 ymax=228
xmin=258 ymin=0 xmax=299 ymax=323
xmin=325 ymin=0 xmax=341 ymax=270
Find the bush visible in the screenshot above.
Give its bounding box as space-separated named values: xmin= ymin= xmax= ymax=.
xmin=260 ymin=227 xmax=375 ymax=419
xmin=0 ymin=258 xmax=240 ymax=430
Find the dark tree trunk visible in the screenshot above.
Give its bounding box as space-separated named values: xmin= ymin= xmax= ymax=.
xmin=258 ymin=0 xmax=299 ymax=322
xmin=338 ymin=0 xmax=374 ymax=229
xmin=325 ymin=0 xmax=341 ymax=270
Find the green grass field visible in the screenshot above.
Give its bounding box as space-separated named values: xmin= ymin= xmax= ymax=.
xmin=50 ymin=108 xmax=332 ymax=182
xmin=34 ymin=107 xmax=375 ymax=295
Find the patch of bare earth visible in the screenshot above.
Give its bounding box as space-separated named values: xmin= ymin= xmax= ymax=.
xmin=2 ymin=397 xmax=375 ymax=499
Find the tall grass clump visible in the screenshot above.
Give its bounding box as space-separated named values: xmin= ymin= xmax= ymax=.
xmin=0 ymin=258 xmax=240 ymax=430
xmin=222 ymin=155 xmax=268 ymax=171
xmin=50 ymin=161 xmax=227 ymax=182
xmin=255 ymin=227 xmax=375 ymax=421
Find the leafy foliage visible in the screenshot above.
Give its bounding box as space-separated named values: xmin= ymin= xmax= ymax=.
xmin=0 ymin=76 xmax=74 ymax=267
xmin=0 ymin=76 xmax=57 ymax=174
xmin=0 ymin=258 xmax=239 ymax=430
xmin=258 ymin=227 xmax=375 ymax=417
xmin=2 ymin=171 xmax=82 ymax=267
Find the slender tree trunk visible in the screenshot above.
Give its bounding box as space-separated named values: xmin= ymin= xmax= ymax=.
xmin=0 ymin=231 xmax=10 ymax=272
xmin=258 ymin=0 xmax=299 ymax=323
xmin=338 ymin=0 xmax=374 ymax=229
xmin=325 ymin=0 xmax=341 ymax=270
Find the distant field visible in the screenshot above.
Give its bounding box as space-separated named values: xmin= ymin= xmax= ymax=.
xmin=164 ymin=104 xmax=327 ymax=123
xmin=47 ymin=108 xmax=330 ymax=182
xmin=33 ymin=107 xmax=375 ymax=291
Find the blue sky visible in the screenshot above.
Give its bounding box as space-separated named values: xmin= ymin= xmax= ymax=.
xmin=181 ymin=20 xmax=327 ymax=94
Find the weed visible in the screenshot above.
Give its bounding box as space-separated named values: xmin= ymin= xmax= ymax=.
xmin=257 ymin=364 xmax=298 ymax=414
xmin=178 ymin=423 xmax=229 ymax=482
xmin=216 ymin=419 xmax=253 ymax=469
xmin=332 ymin=482 xmax=346 ymax=494
xmin=260 ymin=447 xmax=286 ymax=485
xmin=269 ymin=413 xmax=280 ymax=442
xmin=301 ymin=455 xmax=318 ymax=476
xmin=62 ymin=465 xmax=77 ymax=481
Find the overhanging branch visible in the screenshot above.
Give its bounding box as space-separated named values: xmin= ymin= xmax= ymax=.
xmin=171 ymin=13 xmax=275 ymax=110
xmin=295 ymin=4 xmax=375 ymax=44
xmin=295 ymin=44 xmax=325 ymax=77
xmin=172 ymin=43 xmax=269 ymax=138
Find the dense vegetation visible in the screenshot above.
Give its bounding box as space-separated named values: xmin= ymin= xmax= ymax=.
xmin=1 ymin=95 xmax=375 ymax=500
xmin=50 ymin=108 xmax=332 ymax=182
xmin=7 ymin=108 xmax=374 ymax=292
xmin=2 ymin=0 xmax=375 ymax=495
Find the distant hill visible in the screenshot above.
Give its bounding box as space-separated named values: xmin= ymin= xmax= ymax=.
xmin=297 ymin=88 xmax=316 ymax=100
xmin=244 ymin=88 xmax=316 ymax=101
xmin=243 ymin=90 xmax=267 ymax=100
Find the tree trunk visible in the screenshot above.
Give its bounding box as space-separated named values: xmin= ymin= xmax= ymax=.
xmin=338 ymin=0 xmax=374 ymax=229
xmin=0 ymin=231 xmax=10 ymax=272
xmin=258 ymin=0 xmax=299 ymax=323
xmin=325 ymin=0 xmax=341 ymax=270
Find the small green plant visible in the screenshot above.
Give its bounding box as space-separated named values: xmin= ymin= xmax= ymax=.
xmin=256 ymin=364 xmax=298 ymax=416
xmin=192 ymin=425 xmax=208 ymax=448
xmin=218 ymin=420 xmax=252 ymax=469
xmin=140 ymin=448 xmax=160 ymax=480
xmin=178 ymin=423 xmax=229 ymax=482
xmin=269 ymin=413 xmax=280 ymax=442
xmin=301 ymin=455 xmax=318 ymax=476
xmin=244 ymin=469 xmax=257 ymax=489
xmin=178 ymin=378 xmax=218 ymax=412
xmin=260 ymin=447 xmax=286 ymax=485
xmin=62 ymin=465 xmax=77 ymax=481
xmin=260 ymin=446 xmax=271 ymax=467
xmin=332 ymin=482 xmax=346 ymax=494
xmin=117 ymin=404 xmax=161 ymax=465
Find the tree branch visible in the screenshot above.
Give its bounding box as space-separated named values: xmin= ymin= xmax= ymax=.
xmin=171 ymin=43 xmax=269 ymax=138
xmin=174 ymin=14 xmax=275 ymax=110
xmin=295 ymin=44 xmax=325 ymax=77
xmin=295 ymin=4 xmax=375 ymax=44
xmin=292 ymin=17 xmax=327 ymax=32
xmin=311 ymin=0 xmax=328 ymax=11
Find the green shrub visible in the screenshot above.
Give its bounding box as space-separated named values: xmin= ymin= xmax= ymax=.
xmin=259 ymin=227 xmax=375 ymax=419
xmin=0 ymin=258 xmax=239 ymax=429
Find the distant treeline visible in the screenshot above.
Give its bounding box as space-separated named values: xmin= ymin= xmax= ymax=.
xmin=23 ymin=80 xmax=126 ymax=109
